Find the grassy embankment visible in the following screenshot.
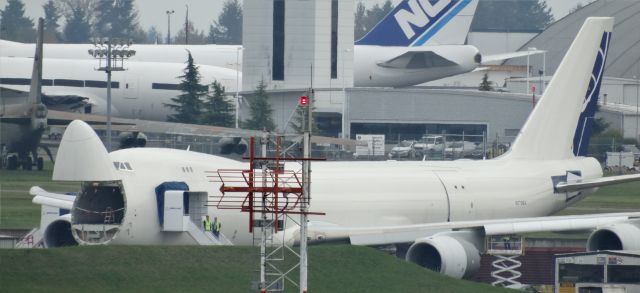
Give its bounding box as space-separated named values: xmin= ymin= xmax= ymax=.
xmin=0 ymin=245 xmax=515 ymax=293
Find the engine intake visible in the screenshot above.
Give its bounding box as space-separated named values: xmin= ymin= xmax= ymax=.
xmin=587 ymin=222 xmax=640 ymax=251
xmin=406 ymin=231 xmax=481 ymax=279
xmin=43 ymin=214 xmax=78 ymax=248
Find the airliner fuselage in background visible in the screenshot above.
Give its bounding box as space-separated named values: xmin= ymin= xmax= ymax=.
xmin=0 ymin=57 xmax=240 ymax=121
xmin=1 ymin=0 xmax=492 ymax=88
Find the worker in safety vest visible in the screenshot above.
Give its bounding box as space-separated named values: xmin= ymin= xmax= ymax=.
xmin=502 ymin=235 xmax=511 ymax=249
xmin=213 ymin=217 xmax=221 ymax=237
xmin=203 ymin=215 xmax=213 ymax=234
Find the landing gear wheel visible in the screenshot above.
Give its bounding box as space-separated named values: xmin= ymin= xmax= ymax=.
xmin=7 ymin=156 xmax=18 ymax=170
xmin=37 ymin=157 xmax=44 ymax=171
xmin=23 ymin=157 xmax=32 ymax=171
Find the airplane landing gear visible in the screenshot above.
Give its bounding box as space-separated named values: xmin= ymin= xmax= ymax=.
xmin=37 ymin=157 xmax=44 ymax=171
xmin=22 ymin=156 xmax=33 ymax=170
xmin=7 ymin=155 xmax=18 ymax=170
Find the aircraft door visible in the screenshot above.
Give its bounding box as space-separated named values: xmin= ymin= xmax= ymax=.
xmin=435 ymin=171 xmax=475 ymax=221
xmin=121 ymin=73 xmax=142 ymax=119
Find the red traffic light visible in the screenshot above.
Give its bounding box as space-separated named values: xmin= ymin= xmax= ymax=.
xmin=299 ymin=95 xmax=308 ymax=107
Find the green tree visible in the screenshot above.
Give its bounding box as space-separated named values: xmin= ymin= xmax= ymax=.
xmin=201 ymin=81 xmax=235 ymax=127
xmin=471 ymin=0 xmax=554 ymax=32
xmin=164 ymin=52 xmax=207 ymax=124
xmin=42 ymin=0 xmax=62 ymax=43
xmin=145 ymin=26 xmax=163 ymax=44
xmin=174 ymin=21 xmax=208 ymax=45
xmin=354 ymin=0 xmax=393 ymax=41
xmin=0 ymin=0 xmax=36 ymax=42
xmin=243 ymin=80 xmax=275 ymax=131
xmin=208 ymin=0 xmax=242 ymax=44
xmin=62 ymin=2 xmax=91 ymax=43
xmin=93 ymin=0 xmax=144 ymax=41
xmin=479 ymin=73 xmax=494 ymax=91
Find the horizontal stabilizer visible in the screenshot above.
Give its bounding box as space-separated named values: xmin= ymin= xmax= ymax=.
xmin=30 ymin=186 xmax=75 ymax=210
xmin=481 ymin=50 xmax=546 ymax=64
xmin=377 ymin=51 xmax=458 ymax=69
xmin=555 ymin=173 xmax=640 ymax=193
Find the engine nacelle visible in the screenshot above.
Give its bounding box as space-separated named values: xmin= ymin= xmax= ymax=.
xmin=406 ymin=231 xmax=481 ymax=279
xmin=43 ymin=214 xmax=78 ymax=248
xmin=219 ymin=137 xmax=248 ymax=155
xmin=587 ymin=222 xmax=640 ymax=251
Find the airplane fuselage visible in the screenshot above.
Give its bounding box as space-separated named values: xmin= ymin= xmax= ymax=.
xmin=0 ymin=57 xmax=240 ymax=121
xmin=75 ymin=147 xmax=601 ymax=246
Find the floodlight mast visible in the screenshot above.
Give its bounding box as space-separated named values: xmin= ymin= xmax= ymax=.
xmin=88 ymin=38 xmax=135 ymax=151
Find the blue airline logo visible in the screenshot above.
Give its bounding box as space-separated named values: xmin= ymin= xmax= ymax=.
xmin=573 ymin=31 xmax=612 ymax=156
xmin=356 ymin=0 xmax=471 ymax=47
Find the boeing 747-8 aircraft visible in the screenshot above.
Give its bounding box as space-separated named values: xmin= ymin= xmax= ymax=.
xmin=31 ymin=18 xmax=640 ymax=279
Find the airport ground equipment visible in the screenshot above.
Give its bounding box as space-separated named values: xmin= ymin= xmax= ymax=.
xmin=486 ymin=235 xmax=525 ymax=287
xmin=210 ymin=135 xmax=324 ymax=293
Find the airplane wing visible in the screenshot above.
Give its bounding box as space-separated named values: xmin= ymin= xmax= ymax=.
xmin=30 ymin=186 xmax=75 ymax=210
xmin=377 ymin=51 xmax=458 ymax=69
xmin=309 ymin=212 xmax=640 ymax=246
xmin=481 ymin=50 xmax=546 ymax=64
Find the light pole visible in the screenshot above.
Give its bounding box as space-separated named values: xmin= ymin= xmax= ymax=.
xmin=235 ymin=47 xmax=242 ymax=128
xmin=88 ymin=38 xmax=136 ymax=151
xmin=526 ymin=47 xmax=537 ymax=95
xmin=184 ymin=5 xmax=189 ymax=45
xmin=166 ymin=10 xmax=175 ymax=44
xmin=341 ymin=48 xmax=352 ymax=139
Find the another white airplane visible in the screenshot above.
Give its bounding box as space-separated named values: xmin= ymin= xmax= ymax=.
xmin=1 ymin=0 xmax=539 ymax=88
xmin=31 ymin=17 xmax=640 ymax=279
xmin=0 ymin=57 xmax=240 ymax=121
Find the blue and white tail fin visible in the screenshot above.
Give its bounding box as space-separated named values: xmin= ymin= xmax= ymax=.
xmin=505 ymin=17 xmax=613 ymax=160
xmin=355 ymin=0 xmax=478 ymax=47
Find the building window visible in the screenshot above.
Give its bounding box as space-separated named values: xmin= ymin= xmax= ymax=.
xmin=272 ymin=0 xmax=285 ymax=81
xmin=331 ymin=0 xmax=338 ymax=79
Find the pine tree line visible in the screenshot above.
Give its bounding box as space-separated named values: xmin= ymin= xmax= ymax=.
xmin=0 ymin=0 xmax=242 ymax=44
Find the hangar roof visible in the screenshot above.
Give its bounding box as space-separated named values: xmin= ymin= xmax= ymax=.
xmin=505 ymin=0 xmax=640 ymax=79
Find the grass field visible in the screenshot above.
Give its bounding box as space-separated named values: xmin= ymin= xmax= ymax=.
xmin=0 ymin=245 xmax=514 ymax=293
xmin=0 ymin=162 xmax=77 ymax=229
xmin=1 ymin=163 xmax=639 ymax=229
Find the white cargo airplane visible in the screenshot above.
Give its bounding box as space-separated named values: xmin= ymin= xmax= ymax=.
xmin=1 ymin=0 xmax=540 ymax=89
xmin=0 ymin=57 xmax=240 ymax=121
xmin=31 ymin=17 xmax=640 ymax=279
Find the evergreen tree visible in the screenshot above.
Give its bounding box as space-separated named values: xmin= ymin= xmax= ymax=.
xmin=164 ymin=52 xmax=207 ymax=124
xmin=208 ymin=0 xmax=242 ymax=44
xmin=353 ymin=1 xmax=393 ymax=41
xmin=93 ymin=0 xmax=144 ymax=41
xmin=174 ymin=21 xmax=208 ymax=45
xmin=354 ymin=2 xmax=367 ymax=40
xmin=0 ymin=0 xmax=36 ymax=42
xmin=201 ymin=81 xmax=235 ymax=127
xmin=479 ymin=73 xmax=494 ymax=91
xmin=42 ymin=0 xmax=62 ymax=43
xmin=62 ymin=2 xmax=91 ymax=43
xmin=471 ymin=0 xmax=554 ymax=32
xmin=145 ymin=26 xmax=163 ymax=44
xmin=243 ymin=80 xmax=275 ymax=131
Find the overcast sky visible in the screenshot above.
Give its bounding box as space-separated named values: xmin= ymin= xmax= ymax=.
xmin=2 ymin=0 xmax=588 ymax=35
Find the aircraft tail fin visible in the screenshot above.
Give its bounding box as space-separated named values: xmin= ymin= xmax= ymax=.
xmin=505 ymin=17 xmax=614 ymax=160
xmin=28 ymin=18 xmax=44 ymax=106
xmin=355 ymin=0 xmax=478 ymax=47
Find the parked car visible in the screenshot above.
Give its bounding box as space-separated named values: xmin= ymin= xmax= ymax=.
xmin=388 ymin=140 xmax=416 ymax=159
xmin=444 ymin=141 xmax=476 ymax=158
xmin=414 ymin=135 xmax=446 ymax=157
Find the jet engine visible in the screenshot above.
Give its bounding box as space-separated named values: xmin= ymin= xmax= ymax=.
xmin=587 ymin=222 xmax=640 ymax=251
xmin=43 ymin=214 xmax=78 ymax=247
xmin=406 ymin=231 xmax=482 ymax=279
xmin=219 ymin=137 xmax=248 ymax=155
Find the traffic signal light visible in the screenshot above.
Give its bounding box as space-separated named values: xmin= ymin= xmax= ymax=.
xmin=299 ymin=95 xmax=308 ymax=107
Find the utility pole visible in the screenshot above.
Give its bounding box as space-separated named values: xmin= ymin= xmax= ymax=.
xmin=166 ymin=10 xmax=174 ymax=44
xmin=185 ymin=5 xmax=189 ymax=45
